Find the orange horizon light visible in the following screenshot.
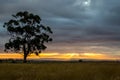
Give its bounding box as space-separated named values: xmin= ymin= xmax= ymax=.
xmin=0 ymin=52 xmax=119 ymax=61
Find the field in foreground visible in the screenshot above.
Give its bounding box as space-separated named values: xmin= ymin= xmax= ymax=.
xmin=0 ymin=62 xmax=120 ymax=80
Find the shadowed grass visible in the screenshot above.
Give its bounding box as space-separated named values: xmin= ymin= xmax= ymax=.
xmin=0 ymin=62 xmax=120 ymax=80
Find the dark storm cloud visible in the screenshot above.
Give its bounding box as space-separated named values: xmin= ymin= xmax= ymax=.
xmin=0 ymin=0 xmax=120 ymax=54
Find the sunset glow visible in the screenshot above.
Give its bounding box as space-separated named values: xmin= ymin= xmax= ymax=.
xmin=0 ymin=53 xmax=120 ymax=61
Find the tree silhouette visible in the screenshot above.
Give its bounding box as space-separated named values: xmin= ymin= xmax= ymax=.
xmin=3 ymin=11 xmax=53 ymax=63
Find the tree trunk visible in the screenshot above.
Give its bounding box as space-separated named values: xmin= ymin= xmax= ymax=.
xmin=23 ymin=44 xmax=28 ymax=63
xmin=23 ymin=43 xmax=30 ymax=63
xmin=23 ymin=54 xmax=27 ymax=63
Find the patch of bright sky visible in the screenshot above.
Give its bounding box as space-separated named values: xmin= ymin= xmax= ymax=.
xmin=74 ymin=0 xmax=91 ymax=7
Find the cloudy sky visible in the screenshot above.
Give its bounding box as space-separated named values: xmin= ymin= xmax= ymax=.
xmin=0 ymin=0 xmax=120 ymax=58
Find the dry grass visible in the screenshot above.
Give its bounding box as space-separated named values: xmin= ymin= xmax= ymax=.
xmin=0 ymin=62 xmax=120 ymax=80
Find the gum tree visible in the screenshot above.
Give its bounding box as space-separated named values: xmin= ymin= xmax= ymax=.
xmin=3 ymin=11 xmax=53 ymax=63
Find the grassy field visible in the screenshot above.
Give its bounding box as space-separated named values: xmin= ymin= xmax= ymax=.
xmin=0 ymin=62 xmax=120 ymax=80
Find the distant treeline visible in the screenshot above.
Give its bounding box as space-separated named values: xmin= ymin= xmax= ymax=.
xmin=0 ymin=59 xmax=82 ymax=63
xmin=0 ymin=59 xmax=119 ymax=63
xmin=0 ymin=59 xmax=23 ymax=63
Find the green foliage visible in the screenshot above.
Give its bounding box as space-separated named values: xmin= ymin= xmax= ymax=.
xmin=3 ymin=11 xmax=53 ymax=62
